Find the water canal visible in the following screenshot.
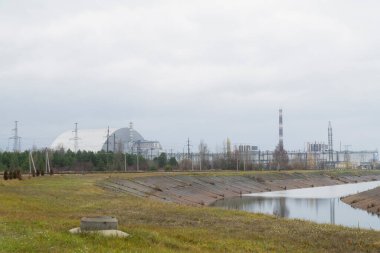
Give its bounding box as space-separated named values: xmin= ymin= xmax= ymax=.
xmin=211 ymin=181 xmax=380 ymax=230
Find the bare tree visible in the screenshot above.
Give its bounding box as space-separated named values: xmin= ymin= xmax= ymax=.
xmin=198 ymin=140 xmax=209 ymax=171
xmin=273 ymin=144 xmax=289 ymax=170
xmin=116 ymin=140 xmax=124 ymax=154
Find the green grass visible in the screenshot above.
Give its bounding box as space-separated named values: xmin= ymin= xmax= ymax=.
xmin=0 ymin=172 xmax=380 ymax=252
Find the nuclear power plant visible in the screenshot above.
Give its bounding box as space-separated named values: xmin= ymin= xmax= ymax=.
xmin=50 ymin=122 xmax=162 ymax=158
xmin=3 ymin=109 xmax=379 ymax=169
xmin=183 ymin=109 xmax=378 ymax=170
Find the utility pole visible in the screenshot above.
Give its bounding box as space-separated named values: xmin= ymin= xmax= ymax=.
xmin=29 ymin=151 xmax=37 ymax=175
xmin=137 ymin=154 xmax=140 ymax=171
xmin=124 ymin=152 xmax=127 ymax=172
xmin=279 ymin=109 xmax=284 ymax=149
xmin=328 ymin=121 xmax=334 ymax=167
xmin=344 ymin=145 xmax=351 ymax=168
xmin=136 ymin=150 xmax=139 ymax=172
xmin=135 ymin=140 xmax=140 ymax=171
xmin=243 ymin=152 xmax=246 ymax=171
xmin=104 ymin=126 xmax=110 ymax=170
xmin=45 ymin=148 xmax=51 ymax=174
xmin=29 ymin=151 xmax=32 ymax=175
xmin=113 ymin=134 xmax=116 ymax=152
xmin=200 ymin=154 xmax=202 ymax=171
xmin=236 ymin=154 xmax=239 ymax=171
xmin=191 ymin=153 xmax=194 ymax=171
xmin=106 ymin=126 xmax=110 ymax=153
xmin=186 ymin=138 xmax=193 ymax=171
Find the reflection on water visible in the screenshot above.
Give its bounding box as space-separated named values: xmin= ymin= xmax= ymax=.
xmin=211 ymin=181 xmax=380 ymax=230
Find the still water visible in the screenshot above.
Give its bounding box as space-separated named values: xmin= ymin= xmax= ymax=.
xmin=211 ymin=181 xmax=380 ymax=230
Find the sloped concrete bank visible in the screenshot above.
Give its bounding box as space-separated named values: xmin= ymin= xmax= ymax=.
xmin=98 ymin=171 xmax=380 ymax=206
xmin=341 ymin=187 xmax=380 ymax=215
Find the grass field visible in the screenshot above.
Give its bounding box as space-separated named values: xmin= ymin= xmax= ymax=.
xmin=1 ymin=171 xmax=380 ymax=252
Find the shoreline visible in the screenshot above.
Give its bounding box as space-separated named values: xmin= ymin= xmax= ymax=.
xmin=99 ymin=170 xmax=380 ymax=206
xmin=341 ymin=186 xmax=380 ymax=215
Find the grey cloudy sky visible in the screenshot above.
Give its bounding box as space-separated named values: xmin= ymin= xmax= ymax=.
xmin=1 ymin=0 xmax=379 ymax=152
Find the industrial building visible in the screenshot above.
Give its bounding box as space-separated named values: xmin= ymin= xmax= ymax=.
xmin=307 ymin=142 xmax=329 ymax=153
xmin=50 ymin=123 xmax=163 ymax=157
xmin=176 ymin=148 xmax=378 ymax=170
xmin=173 ymin=110 xmax=378 ymax=170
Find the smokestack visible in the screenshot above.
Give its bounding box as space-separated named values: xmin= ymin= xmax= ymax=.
xmin=279 ymin=109 xmax=283 ymax=148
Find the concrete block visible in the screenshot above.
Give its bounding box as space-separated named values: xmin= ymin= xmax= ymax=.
xmin=80 ymin=216 xmax=118 ymax=231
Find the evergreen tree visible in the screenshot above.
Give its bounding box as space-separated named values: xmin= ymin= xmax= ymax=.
xmin=156 ymin=153 xmax=167 ymax=168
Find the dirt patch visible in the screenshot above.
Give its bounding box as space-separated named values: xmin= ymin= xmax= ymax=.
xmin=341 ymin=186 xmax=380 ymax=215
xmin=99 ymin=171 xmax=380 ymax=206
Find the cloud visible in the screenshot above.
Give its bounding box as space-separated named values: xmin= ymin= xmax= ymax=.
xmin=0 ymin=0 xmax=380 ymax=151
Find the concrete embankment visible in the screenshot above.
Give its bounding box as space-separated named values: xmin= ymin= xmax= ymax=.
xmin=98 ymin=170 xmax=380 ymax=206
xmin=341 ymin=187 xmax=380 ymax=215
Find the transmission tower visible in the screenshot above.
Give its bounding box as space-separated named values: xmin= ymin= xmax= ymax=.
xmin=187 ymin=137 xmax=192 ymax=159
xmin=186 ymin=137 xmax=193 ymax=170
xmin=328 ymin=121 xmax=334 ymax=166
xmin=9 ymin=121 xmax=21 ymax=152
xmin=70 ymin=123 xmax=80 ymax=152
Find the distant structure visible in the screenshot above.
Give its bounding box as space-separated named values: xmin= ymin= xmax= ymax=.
xmin=226 ymin=138 xmax=232 ymax=156
xmin=328 ymin=121 xmax=334 ymax=165
xmin=51 ymin=124 xmax=162 ymax=157
xmin=274 ymin=108 xmax=289 ymax=169
xmin=307 ymin=142 xmax=328 ymax=152
xmin=238 ymin=145 xmax=258 ymax=152
xmin=170 ymin=110 xmax=377 ymax=170
xmin=9 ymin=121 xmax=21 ymax=152
xmin=279 ymin=109 xmax=284 ymax=148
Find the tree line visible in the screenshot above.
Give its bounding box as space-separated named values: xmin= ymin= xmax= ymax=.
xmin=0 ymin=149 xmax=179 ymax=173
xmin=3 ymin=143 xmax=361 ymax=174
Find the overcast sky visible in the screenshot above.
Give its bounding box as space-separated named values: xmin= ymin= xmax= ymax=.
xmin=1 ymin=0 xmax=380 ymax=152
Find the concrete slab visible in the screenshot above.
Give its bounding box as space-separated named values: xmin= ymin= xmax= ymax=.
xmin=69 ymin=227 xmax=129 ymax=238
